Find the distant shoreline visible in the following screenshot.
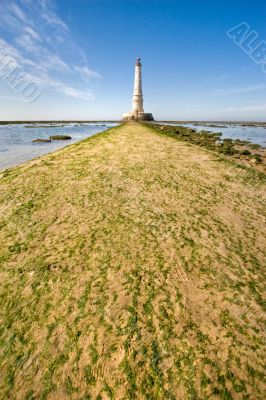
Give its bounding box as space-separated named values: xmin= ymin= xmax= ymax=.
xmin=0 ymin=120 xmax=120 ymax=125
xmin=158 ymin=121 xmax=266 ymax=128
xmin=1 ymin=120 xmax=266 ymax=128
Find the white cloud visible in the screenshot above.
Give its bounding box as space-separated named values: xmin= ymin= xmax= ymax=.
xmin=24 ymin=26 xmax=40 ymax=40
xmin=14 ymin=33 xmax=70 ymax=72
xmin=0 ymin=38 xmax=35 ymax=66
xmin=0 ymin=0 xmax=100 ymax=101
xmin=46 ymin=54 xmax=69 ymax=71
xmin=8 ymin=3 xmax=27 ymax=23
xmin=57 ymin=85 xmax=93 ymax=101
xmin=74 ymin=66 xmax=101 ymax=79
xmin=36 ymin=0 xmax=68 ymax=31
xmin=15 ymin=34 xmax=39 ymax=53
xmin=30 ymin=71 xmax=94 ymax=100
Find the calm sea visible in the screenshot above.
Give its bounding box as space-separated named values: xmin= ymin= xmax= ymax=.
xmin=0 ymin=122 xmax=118 ymax=170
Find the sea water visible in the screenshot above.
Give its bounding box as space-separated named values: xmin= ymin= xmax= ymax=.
xmin=0 ymin=122 xmax=118 ymax=170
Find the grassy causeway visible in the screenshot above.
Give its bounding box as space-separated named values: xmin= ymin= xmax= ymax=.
xmin=0 ymin=122 xmax=265 ymax=399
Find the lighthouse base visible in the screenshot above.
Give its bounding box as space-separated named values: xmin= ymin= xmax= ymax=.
xmin=122 ymin=111 xmax=154 ymax=122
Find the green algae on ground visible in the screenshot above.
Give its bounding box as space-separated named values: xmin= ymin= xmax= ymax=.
xmin=146 ymin=122 xmax=266 ymax=172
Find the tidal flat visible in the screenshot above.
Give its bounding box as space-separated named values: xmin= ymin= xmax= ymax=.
xmin=0 ymin=123 xmax=265 ymax=399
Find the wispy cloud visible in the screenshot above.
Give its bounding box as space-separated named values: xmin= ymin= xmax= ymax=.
xmin=24 ymin=27 xmax=40 ymax=40
xmin=74 ymin=66 xmax=101 ymax=79
xmin=36 ymin=0 xmax=68 ymax=32
xmin=215 ymin=84 xmax=266 ymax=95
xmin=8 ymin=3 xmax=27 ymax=23
xmin=0 ymin=38 xmax=35 ymax=66
xmin=0 ymin=0 xmax=100 ymax=101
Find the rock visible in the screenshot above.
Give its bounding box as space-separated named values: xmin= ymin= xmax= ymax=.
xmin=49 ymin=135 xmax=71 ymax=140
xmin=32 ymin=138 xmax=51 ymax=142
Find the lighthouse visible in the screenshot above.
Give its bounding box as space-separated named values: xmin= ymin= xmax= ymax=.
xmin=132 ymin=57 xmax=144 ymax=113
xmin=122 ymin=57 xmax=154 ymax=121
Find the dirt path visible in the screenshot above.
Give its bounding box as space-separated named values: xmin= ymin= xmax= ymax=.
xmin=0 ymin=122 xmax=265 ymax=399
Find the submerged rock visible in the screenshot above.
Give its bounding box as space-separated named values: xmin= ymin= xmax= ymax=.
xmin=50 ymin=135 xmax=71 ymax=140
xmin=32 ymin=138 xmax=51 ymax=142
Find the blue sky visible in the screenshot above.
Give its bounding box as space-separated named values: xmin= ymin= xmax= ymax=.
xmin=0 ymin=0 xmax=266 ymax=120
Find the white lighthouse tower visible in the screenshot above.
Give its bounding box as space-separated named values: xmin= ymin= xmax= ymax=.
xmin=122 ymin=57 xmax=154 ymax=121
